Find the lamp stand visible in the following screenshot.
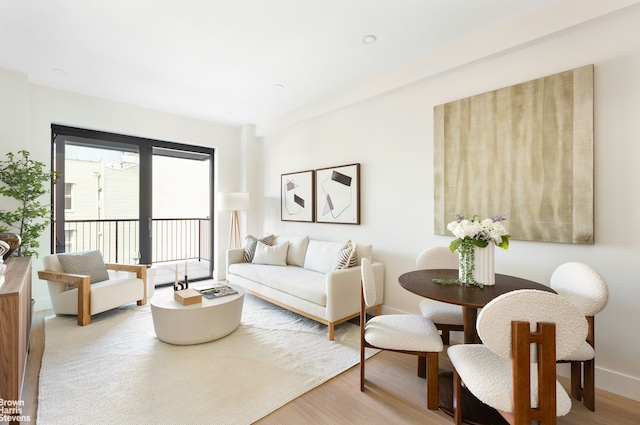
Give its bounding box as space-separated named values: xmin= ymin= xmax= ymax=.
xmin=229 ymin=210 xmax=241 ymax=249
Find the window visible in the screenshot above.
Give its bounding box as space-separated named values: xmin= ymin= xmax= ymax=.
xmin=64 ymin=183 xmax=74 ymax=211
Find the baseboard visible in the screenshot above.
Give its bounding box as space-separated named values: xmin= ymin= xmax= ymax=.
xmin=557 ymin=363 xmax=640 ymax=402
xmin=34 ymin=296 xmax=52 ymax=312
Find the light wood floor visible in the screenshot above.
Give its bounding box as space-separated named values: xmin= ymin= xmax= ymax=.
xmin=24 ymin=310 xmax=640 ymax=424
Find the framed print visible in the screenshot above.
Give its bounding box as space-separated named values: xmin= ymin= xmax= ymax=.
xmin=315 ymin=163 xmax=360 ymax=224
xmin=281 ymin=170 xmax=315 ymax=222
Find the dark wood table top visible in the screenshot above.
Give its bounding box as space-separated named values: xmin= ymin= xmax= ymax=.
xmin=398 ymin=268 xmax=554 ymax=308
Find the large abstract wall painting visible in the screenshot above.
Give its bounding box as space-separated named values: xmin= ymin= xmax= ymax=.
xmin=281 ymin=170 xmax=315 ymax=222
xmin=434 ymin=65 xmax=594 ymax=244
xmin=315 ymin=163 xmax=360 ymax=224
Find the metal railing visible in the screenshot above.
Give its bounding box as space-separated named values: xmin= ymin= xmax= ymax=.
xmin=63 ymin=218 xmax=211 ymax=264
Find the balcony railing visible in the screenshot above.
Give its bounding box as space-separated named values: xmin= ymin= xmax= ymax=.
xmin=63 ymin=218 xmax=211 ymax=264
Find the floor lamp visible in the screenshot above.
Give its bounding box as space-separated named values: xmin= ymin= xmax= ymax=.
xmin=218 ymin=192 xmax=250 ymax=250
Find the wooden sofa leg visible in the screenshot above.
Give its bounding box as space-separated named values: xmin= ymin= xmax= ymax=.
xmin=328 ymin=323 xmax=335 ymax=341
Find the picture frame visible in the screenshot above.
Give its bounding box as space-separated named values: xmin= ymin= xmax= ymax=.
xmin=315 ymin=163 xmax=360 ymax=225
xmin=281 ymin=170 xmax=315 ymax=222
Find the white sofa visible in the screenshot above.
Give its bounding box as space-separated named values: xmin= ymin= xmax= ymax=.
xmin=227 ymin=235 xmax=384 ymax=340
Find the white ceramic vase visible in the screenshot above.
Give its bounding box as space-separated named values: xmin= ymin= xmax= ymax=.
xmin=459 ymin=243 xmax=495 ymax=286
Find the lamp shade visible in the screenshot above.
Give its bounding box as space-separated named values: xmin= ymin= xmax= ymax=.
xmin=218 ymin=192 xmax=250 ymax=211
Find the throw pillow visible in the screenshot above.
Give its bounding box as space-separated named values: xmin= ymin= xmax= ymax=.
xmin=57 ymin=250 xmax=110 ymax=284
xmin=252 ymin=241 xmax=289 ymax=266
xmin=334 ymin=240 xmax=359 ymax=270
xmin=244 ymin=234 xmax=274 ymax=262
xmin=274 ymin=235 xmax=309 ymax=267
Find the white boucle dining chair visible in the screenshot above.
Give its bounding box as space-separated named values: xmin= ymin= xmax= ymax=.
xmin=447 ymin=289 xmax=588 ymax=425
xmin=360 ymin=258 xmax=444 ymax=410
xmin=550 ymin=262 xmax=609 ymax=411
xmin=416 ymin=247 xmax=464 ymax=345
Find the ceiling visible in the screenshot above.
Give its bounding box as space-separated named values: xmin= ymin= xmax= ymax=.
xmin=0 ymin=0 xmax=559 ymax=127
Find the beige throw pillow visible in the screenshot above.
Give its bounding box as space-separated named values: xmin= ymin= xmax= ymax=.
xmin=252 ymin=241 xmax=289 ymax=266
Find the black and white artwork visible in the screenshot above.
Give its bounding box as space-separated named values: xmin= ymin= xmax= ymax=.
xmin=281 ymin=170 xmax=315 ymax=222
xmin=315 ymin=163 xmax=360 ymax=225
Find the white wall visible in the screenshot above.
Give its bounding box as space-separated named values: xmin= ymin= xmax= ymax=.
xmin=0 ymin=78 xmax=242 ymax=309
xmin=254 ymin=8 xmax=640 ymax=400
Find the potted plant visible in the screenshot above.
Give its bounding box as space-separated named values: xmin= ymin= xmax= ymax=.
xmin=0 ymin=150 xmax=58 ymax=258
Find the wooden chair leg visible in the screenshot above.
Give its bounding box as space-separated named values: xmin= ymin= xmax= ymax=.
xmin=441 ymin=329 xmax=451 ymax=345
xmin=426 ymin=352 xmax=439 ymax=410
xmin=360 ymin=346 xmax=365 ymax=392
xmin=570 ymin=361 xmax=582 ymax=401
xmin=417 ymin=356 xmax=426 ymax=378
xmin=453 ymin=369 xmax=463 ymax=425
xmin=583 ymin=359 xmax=595 ymax=411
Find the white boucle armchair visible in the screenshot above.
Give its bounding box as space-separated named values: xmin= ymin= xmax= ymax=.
xmin=38 ymin=252 xmax=147 ymax=326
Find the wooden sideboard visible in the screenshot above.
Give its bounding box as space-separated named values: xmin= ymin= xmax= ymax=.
xmin=0 ymin=257 xmax=32 ymax=408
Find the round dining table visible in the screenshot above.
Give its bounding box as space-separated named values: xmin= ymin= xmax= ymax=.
xmin=398 ymin=268 xmax=555 ymax=424
xmin=399 ymin=268 xmax=555 ymax=343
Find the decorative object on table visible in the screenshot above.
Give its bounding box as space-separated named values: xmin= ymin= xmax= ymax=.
xmin=281 ymin=170 xmax=315 ymax=222
xmin=441 ymin=214 xmax=510 ymax=287
xmin=434 ymin=65 xmax=594 ymax=245
xmin=315 ymin=163 xmax=360 ymax=224
xmin=0 ymin=239 xmax=10 ymax=262
xmin=174 ymin=288 xmax=202 ymax=305
xmin=172 ymin=263 xmax=189 ymax=291
xmin=0 ymin=232 xmax=21 ymax=260
xmin=0 ymin=150 xmax=58 ymax=258
xmin=218 ymin=192 xmax=250 ymax=249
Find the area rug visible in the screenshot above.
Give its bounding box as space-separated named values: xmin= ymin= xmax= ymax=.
xmin=38 ymin=292 xmax=377 ymax=424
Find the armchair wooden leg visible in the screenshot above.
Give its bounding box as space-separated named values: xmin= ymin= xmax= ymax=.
xmin=77 ymin=277 xmax=91 ymax=326
xmin=328 ymin=323 xmax=335 ymax=341
xmin=137 ymin=266 xmax=147 ymax=306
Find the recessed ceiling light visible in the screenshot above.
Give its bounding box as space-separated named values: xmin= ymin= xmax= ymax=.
xmin=224 ymin=111 xmax=233 ymax=116
xmin=362 ymin=35 xmax=377 ymax=44
xmin=51 ymin=68 xmax=66 ymax=74
xmin=274 ymin=84 xmax=284 ymax=90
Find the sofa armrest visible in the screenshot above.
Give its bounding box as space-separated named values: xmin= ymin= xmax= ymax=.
xmin=325 ymin=261 xmax=384 ymax=322
xmin=226 ymin=248 xmax=245 ymax=274
xmin=38 ymin=270 xmax=92 ymax=325
xmin=105 ymin=263 xmax=147 ymax=306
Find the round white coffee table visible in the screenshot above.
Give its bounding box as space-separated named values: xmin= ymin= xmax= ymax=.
xmin=150 ymin=283 xmax=244 ymax=345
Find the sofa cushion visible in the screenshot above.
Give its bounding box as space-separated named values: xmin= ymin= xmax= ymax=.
xmin=303 ymin=240 xmax=345 ymax=273
xmin=252 ymin=241 xmax=289 ymax=266
xmin=244 ymin=234 xmax=274 ymax=262
xmin=274 ymin=235 xmax=309 ymax=267
xmin=334 ymin=240 xmax=358 ymax=270
xmin=57 ymin=250 xmax=110 ymax=283
xmin=229 ymin=263 xmax=327 ymax=306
